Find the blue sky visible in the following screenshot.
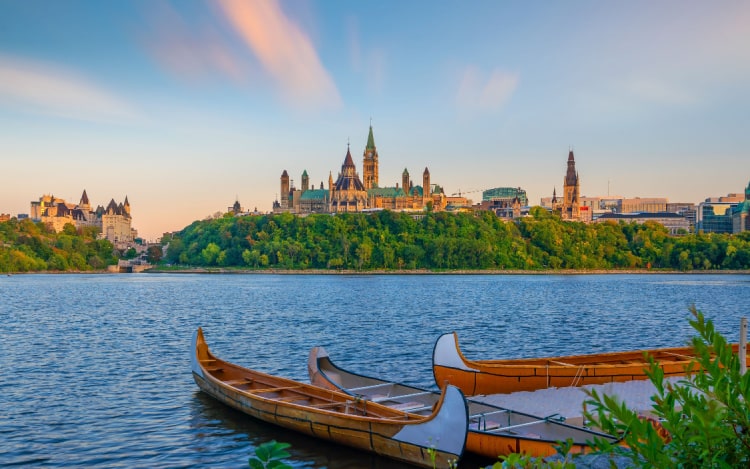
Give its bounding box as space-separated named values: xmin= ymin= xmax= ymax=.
xmin=1 ymin=0 xmax=748 ymax=240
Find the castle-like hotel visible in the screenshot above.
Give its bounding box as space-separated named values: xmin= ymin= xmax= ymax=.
xmin=273 ymin=125 xmax=455 ymax=214
xmin=29 ymin=190 xmax=136 ymax=248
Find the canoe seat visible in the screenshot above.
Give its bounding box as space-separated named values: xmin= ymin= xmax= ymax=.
xmin=469 ymin=420 xmax=501 ymax=431
xmin=372 ymin=391 xmax=432 ymax=403
xmin=349 ymin=383 xmax=393 ymax=393
xmin=276 ymin=396 xmax=310 ymax=405
xmin=226 ymin=378 xmax=254 ymax=386
xmin=309 ymin=402 xmax=345 ymax=409
xmin=204 ymin=367 xmax=224 ymax=373
xmin=390 ymin=401 xmax=431 ymax=412
xmin=251 ymin=386 xmax=303 ymax=394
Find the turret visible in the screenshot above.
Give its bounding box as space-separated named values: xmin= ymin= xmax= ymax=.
xmin=301 ymin=170 xmax=309 ymax=192
xmin=280 ymin=170 xmax=290 ymax=209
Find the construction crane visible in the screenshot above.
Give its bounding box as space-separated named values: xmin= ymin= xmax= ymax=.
xmin=450 ymin=188 xmax=484 ymax=197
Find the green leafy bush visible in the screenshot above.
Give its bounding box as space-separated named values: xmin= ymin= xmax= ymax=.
xmin=584 ymin=306 xmax=750 ymax=467
xmin=248 ymin=440 xmax=292 ymax=469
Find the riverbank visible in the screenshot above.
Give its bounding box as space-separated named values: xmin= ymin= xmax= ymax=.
xmin=145 ymin=266 xmax=750 ymax=275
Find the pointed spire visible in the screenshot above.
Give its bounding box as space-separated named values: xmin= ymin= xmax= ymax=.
xmin=80 ymin=189 xmax=89 ymax=205
xmin=566 ymin=148 xmax=578 ymax=185
xmin=343 ymin=146 xmax=355 ymax=167
xmin=366 ymin=123 xmax=375 ymax=150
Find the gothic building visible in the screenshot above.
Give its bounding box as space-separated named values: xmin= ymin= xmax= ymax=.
xmin=330 ymin=145 xmax=368 ymax=213
xmin=30 ymin=190 xmax=135 ymax=246
xmin=362 ymin=125 xmax=378 ymax=190
xmin=551 ymin=149 xmax=582 ymax=221
xmin=274 ymin=124 xmax=446 ymax=214
xmin=101 ymin=197 xmax=133 ymax=247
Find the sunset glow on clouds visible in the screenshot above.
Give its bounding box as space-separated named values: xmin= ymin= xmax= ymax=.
xmin=141 ymin=3 xmax=254 ymax=85
xmin=216 ymin=0 xmax=341 ymax=111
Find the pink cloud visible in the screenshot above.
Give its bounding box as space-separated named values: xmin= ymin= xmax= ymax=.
xmin=140 ymin=3 xmax=254 ymax=85
xmin=216 ymin=0 xmax=341 ymax=111
xmin=0 ymin=54 xmax=135 ymax=122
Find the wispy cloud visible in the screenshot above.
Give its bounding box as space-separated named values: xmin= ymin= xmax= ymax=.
xmin=456 ymin=66 xmax=518 ymax=115
xmin=0 ymin=54 xmax=135 ymax=122
xmin=346 ymin=16 xmax=386 ymax=94
xmin=216 ymin=0 xmax=341 ymax=111
xmin=140 ymin=2 xmax=254 ymax=85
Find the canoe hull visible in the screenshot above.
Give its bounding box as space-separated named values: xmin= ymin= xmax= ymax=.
xmin=433 ymin=332 xmax=705 ymax=395
xmin=309 ymin=346 xmax=619 ymax=460
xmin=193 ymin=329 xmax=466 ymax=468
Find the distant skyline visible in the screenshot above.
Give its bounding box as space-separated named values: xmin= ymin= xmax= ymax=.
xmin=1 ymin=1 xmax=748 ymax=240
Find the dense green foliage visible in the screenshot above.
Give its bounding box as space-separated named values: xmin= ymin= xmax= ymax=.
xmin=498 ymin=308 xmax=750 ymax=468
xmin=0 ymin=218 xmax=118 ymax=272
xmin=162 ymin=208 xmax=750 ymax=271
xmin=583 ymin=307 xmax=750 ymax=468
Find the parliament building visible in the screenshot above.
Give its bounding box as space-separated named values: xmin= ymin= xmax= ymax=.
xmin=273 ymin=125 xmax=448 ymax=214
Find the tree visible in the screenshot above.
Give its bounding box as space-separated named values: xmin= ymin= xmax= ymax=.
xmin=201 ymin=242 xmax=221 ymax=265
xmin=146 ymin=245 xmax=163 ymax=263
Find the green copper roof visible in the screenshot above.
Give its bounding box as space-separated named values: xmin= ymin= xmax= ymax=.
xmin=302 ymin=170 xmax=308 ymax=177
xmin=366 ymin=125 xmax=375 ymax=150
xmin=299 ymin=189 xmax=328 ymax=201
xmin=735 ymin=200 xmax=750 ymax=215
xmin=368 ymin=187 xmax=406 ymax=197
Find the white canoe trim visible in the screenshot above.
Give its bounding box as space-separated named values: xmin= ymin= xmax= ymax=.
xmin=433 ymin=332 xmax=473 ymax=372
xmin=392 ymin=384 xmax=468 ymax=457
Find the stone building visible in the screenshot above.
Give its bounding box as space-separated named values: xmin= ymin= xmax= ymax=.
xmin=30 ymin=190 xmax=135 ymax=247
xmin=274 ymin=124 xmax=446 ymax=214
xmin=560 ymin=149 xmax=581 ymax=220
xmin=100 ymin=197 xmax=134 ymax=247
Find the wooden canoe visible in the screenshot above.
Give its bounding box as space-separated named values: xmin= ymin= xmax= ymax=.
xmin=432 ymin=332 xmax=713 ymax=395
xmin=308 ymin=346 xmax=620 ymax=460
xmin=191 ymin=328 xmax=468 ymax=468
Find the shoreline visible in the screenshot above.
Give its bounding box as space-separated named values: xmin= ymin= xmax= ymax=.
xmin=142 ymin=267 xmax=750 ymax=275
xmin=5 ymin=268 xmax=748 ymax=275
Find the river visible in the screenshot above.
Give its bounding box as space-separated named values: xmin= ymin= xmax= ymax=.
xmin=1 ymin=273 xmax=748 ymax=468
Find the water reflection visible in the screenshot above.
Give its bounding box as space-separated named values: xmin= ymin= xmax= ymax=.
xmin=188 ymin=391 xmax=418 ymax=468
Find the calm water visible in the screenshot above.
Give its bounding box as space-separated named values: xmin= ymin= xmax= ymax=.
xmin=1 ymin=273 xmax=749 ymax=468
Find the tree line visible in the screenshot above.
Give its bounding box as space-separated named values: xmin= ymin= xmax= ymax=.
xmin=161 ymin=208 xmax=750 ymax=271
xmin=0 ymin=218 xmax=119 ymax=272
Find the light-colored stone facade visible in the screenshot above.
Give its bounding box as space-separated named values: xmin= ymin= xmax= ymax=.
xmin=30 ymin=190 xmax=135 ymax=247
xmin=274 ymin=125 xmax=447 ymax=214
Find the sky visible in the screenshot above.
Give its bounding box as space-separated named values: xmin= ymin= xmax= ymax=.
xmin=1 ymin=1 xmax=748 ymax=241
